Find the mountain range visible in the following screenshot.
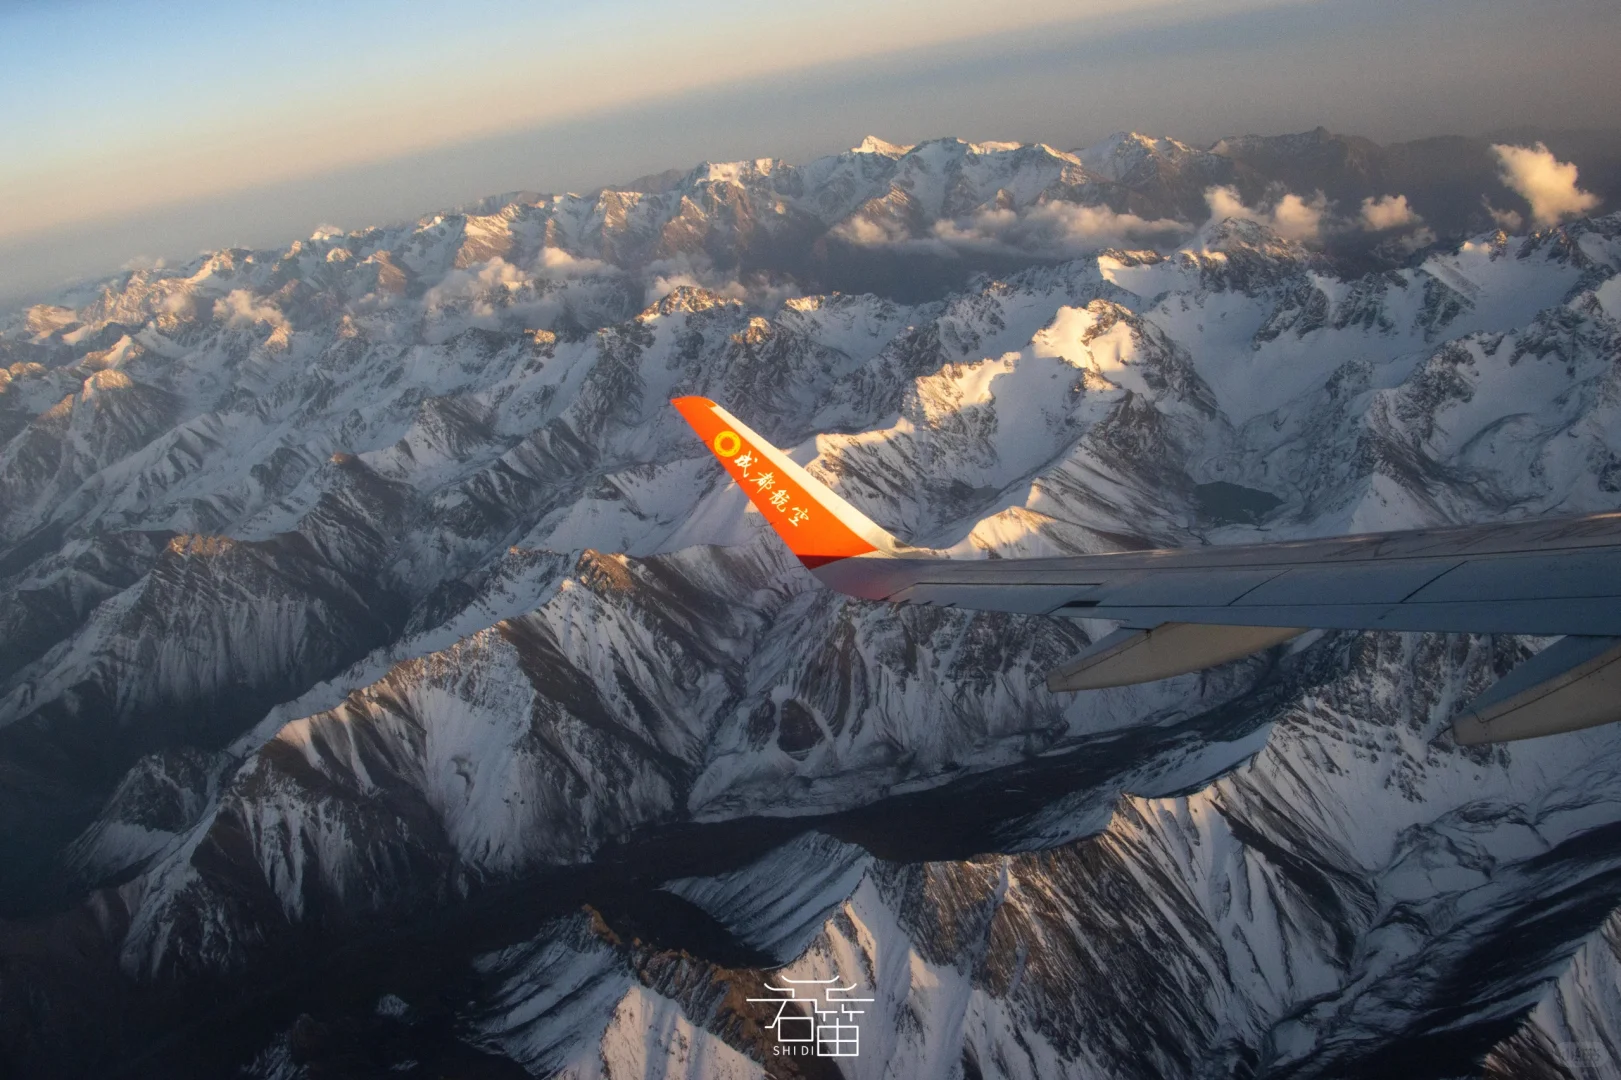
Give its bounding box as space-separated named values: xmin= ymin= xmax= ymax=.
xmin=2 ymin=127 xmax=1620 ymax=1078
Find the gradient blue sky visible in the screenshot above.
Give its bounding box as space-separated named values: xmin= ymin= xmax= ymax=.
xmin=2 ymin=0 xmax=1616 ymax=300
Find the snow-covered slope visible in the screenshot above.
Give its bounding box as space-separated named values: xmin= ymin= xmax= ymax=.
xmin=1 ymin=132 xmax=1619 ymax=1078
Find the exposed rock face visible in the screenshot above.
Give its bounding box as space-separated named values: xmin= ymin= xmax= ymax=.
xmin=1 ymin=131 xmax=1620 ymax=1077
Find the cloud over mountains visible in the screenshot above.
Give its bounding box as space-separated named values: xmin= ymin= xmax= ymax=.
xmin=1359 ymin=194 xmax=1423 ymax=231
xmin=1491 ymin=142 xmax=1602 ymax=229
xmin=1203 ymin=185 xmax=1328 ymax=242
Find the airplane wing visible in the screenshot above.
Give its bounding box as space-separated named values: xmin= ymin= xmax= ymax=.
xmin=671 ymin=396 xmax=1621 ymax=745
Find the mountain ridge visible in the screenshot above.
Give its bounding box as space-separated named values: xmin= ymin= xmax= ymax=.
xmin=2 ymin=129 xmax=1621 ymax=1077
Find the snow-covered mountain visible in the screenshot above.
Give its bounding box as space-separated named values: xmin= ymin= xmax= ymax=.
xmin=2 ymin=129 xmax=1620 ymax=1078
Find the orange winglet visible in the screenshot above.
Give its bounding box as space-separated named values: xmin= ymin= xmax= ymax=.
xmin=671 ymin=396 xmax=880 ymax=569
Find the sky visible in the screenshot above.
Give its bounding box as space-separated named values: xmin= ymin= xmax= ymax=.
xmin=1 ymin=0 xmax=1616 ymax=302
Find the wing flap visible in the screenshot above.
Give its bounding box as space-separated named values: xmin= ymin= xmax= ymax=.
xmin=1047 ymin=623 xmax=1305 ymax=691
xmin=1453 ymin=636 xmax=1621 ymax=744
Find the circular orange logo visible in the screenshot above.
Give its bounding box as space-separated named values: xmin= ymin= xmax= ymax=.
xmin=713 ymin=430 xmax=742 ymax=458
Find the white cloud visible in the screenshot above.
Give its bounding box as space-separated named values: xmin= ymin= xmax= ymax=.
xmin=829 ymin=215 xmax=921 ymax=249
xmin=644 ymin=254 xmax=741 ymax=305
xmin=426 ymin=250 xmax=609 ymax=315
xmin=646 ymin=270 xmax=709 ymax=301
xmin=1484 ymin=200 xmax=1524 ymax=232
xmin=1490 ymin=143 xmax=1601 ymax=228
xmin=1270 ymin=194 xmax=1326 ymax=242
xmin=641 ymin=254 xmax=801 ymax=310
xmin=423 ymin=258 xmax=525 ymax=314
xmin=416 ymin=256 xmax=594 ymax=341
xmin=310 ymin=223 xmax=344 ymax=240
xmin=833 ymin=200 xmax=1187 ymax=259
xmin=120 ymin=254 xmax=167 ymax=271
xmin=1203 ymin=185 xmax=1327 ymax=242
xmin=213 ymin=289 xmax=287 ymax=330
xmin=1203 ymin=185 xmax=1249 ymax=224
xmin=1395 ymin=226 xmax=1438 ymax=254
xmin=434 ymin=257 xmax=528 ymax=302
xmin=536 ymin=246 xmax=609 ymax=277
xmin=929 ymin=202 xmax=1187 ymax=256
xmin=1359 ymin=194 xmax=1422 ymax=231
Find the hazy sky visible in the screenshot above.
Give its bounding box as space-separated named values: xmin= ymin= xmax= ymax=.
xmin=2 ymin=0 xmax=1616 ymax=302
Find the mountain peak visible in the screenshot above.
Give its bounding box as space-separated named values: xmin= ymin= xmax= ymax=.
xmin=852 ymin=135 xmax=912 ymax=156
xmin=694 ymin=158 xmax=777 ymax=185
xmin=1076 ymin=131 xmax=1203 ymax=182
xmin=965 ymin=139 xmax=1024 ymax=154
xmin=1211 ymin=126 xmax=1342 ymax=158
xmin=643 ymin=284 xmax=740 ymax=318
